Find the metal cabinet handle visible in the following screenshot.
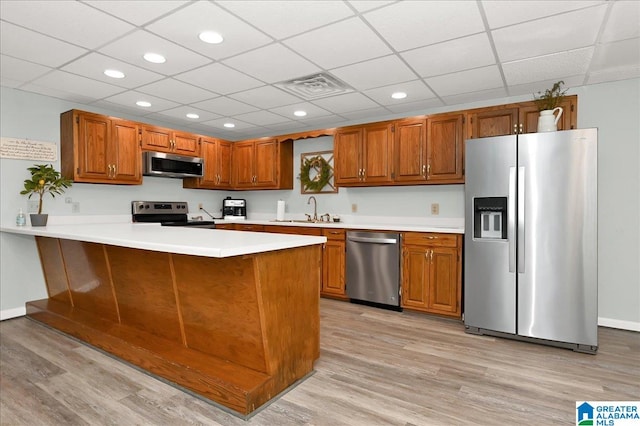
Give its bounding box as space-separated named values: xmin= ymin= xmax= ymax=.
xmin=519 ymin=123 xmax=523 ymax=133
xmin=430 ymin=249 xmax=433 ymax=262
xmin=424 ymin=236 xmax=436 ymax=240
xmin=422 ymin=164 xmax=426 ymax=176
xmin=513 ymin=123 xmax=518 ymax=134
xmin=427 ymin=164 xmax=431 ymax=176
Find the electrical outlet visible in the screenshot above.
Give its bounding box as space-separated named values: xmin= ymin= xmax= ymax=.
xmin=65 ymin=197 xmax=72 ymax=204
xmin=28 ymin=201 xmax=39 ymax=213
xmin=72 ymin=202 xmax=80 ymax=213
xmin=351 ymin=203 xmax=358 ymax=213
xmin=431 ymin=203 xmax=440 ymax=215
xmin=198 ymin=203 xmax=203 ymax=209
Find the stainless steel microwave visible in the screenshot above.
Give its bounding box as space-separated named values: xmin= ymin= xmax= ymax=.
xmin=143 ymin=151 xmax=204 ymax=179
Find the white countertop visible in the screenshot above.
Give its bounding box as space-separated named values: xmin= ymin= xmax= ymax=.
xmin=0 ymin=222 xmax=326 ymax=258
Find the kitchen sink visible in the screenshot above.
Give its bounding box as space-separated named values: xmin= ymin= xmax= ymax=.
xmin=272 ymin=219 xmax=325 ymax=224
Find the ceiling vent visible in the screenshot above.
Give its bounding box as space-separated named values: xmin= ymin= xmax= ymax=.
xmin=276 ymin=72 xmax=354 ymax=100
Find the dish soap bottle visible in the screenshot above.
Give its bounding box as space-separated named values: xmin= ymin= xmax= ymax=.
xmin=16 ymin=208 xmax=26 ymax=226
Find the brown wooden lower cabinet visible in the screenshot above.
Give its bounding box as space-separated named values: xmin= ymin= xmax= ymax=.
xmin=321 ymin=228 xmax=347 ymax=300
xmin=401 ymin=232 xmax=462 ymax=318
xmin=28 ymin=236 xmax=320 ymax=417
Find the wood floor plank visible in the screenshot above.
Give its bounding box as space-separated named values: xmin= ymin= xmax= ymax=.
xmin=1 ymin=299 xmax=639 ymax=425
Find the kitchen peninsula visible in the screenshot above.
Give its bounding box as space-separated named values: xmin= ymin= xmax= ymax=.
xmin=0 ymin=223 xmax=325 ymax=417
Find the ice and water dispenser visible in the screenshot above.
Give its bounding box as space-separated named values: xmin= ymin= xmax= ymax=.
xmin=473 ymin=197 xmax=507 ymax=240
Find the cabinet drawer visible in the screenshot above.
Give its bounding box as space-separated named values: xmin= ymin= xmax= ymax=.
xmin=235 ymin=224 xmax=265 ymax=232
xmin=322 ymin=228 xmax=345 ymax=240
xmin=403 ymin=232 xmax=459 ymax=247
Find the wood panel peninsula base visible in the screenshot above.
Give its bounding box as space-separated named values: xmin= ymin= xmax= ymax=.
xmin=27 ymin=236 xmax=321 ymax=417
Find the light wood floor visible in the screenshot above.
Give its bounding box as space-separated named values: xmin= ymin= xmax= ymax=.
xmin=1 ymin=299 xmax=638 ymax=425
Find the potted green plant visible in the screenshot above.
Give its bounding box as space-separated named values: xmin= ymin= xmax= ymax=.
xmin=534 ymin=81 xmax=567 ymax=132
xmin=20 ymin=164 xmax=72 ymax=226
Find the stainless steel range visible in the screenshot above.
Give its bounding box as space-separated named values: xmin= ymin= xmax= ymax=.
xmin=131 ymin=201 xmax=216 ymax=229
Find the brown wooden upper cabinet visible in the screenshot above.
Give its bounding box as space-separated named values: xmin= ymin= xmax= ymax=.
xmin=334 ymin=122 xmax=394 ymax=186
xmin=393 ymin=113 xmax=464 ymax=184
xmin=60 ymin=110 xmax=142 ymax=185
xmin=183 ymin=137 xmax=232 ymax=190
xmin=140 ymin=124 xmax=200 ymax=157
xmin=466 ymin=95 xmax=577 ymax=139
xmin=232 ymin=138 xmax=293 ymax=190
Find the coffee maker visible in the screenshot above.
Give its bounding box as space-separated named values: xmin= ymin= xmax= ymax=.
xmin=222 ymin=197 xmax=247 ymax=220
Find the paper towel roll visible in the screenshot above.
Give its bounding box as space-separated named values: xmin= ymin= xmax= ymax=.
xmin=276 ymin=200 xmax=285 ymax=221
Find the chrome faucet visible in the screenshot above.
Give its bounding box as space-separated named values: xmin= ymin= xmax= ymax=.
xmin=307 ymin=196 xmax=318 ymax=221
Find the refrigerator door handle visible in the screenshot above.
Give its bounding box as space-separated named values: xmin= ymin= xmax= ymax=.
xmin=508 ymin=167 xmax=517 ymax=272
xmin=517 ymin=166 xmax=525 ymax=273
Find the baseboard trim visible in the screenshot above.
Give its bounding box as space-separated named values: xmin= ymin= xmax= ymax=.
xmin=598 ymin=317 xmax=640 ymax=332
xmin=1 ymin=306 xmax=26 ymax=321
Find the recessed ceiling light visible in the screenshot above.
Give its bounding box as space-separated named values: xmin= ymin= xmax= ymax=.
xmin=143 ymin=52 xmax=166 ymax=64
xmin=186 ymin=113 xmax=199 ymax=119
xmin=199 ymin=31 xmax=224 ymax=44
xmin=104 ymin=69 xmax=125 ymax=79
xmin=223 ymin=123 xmax=235 ymax=128
xmin=294 ymin=110 xmax=307 ymax=117
xmin=136 ymin=101 xmax=152 ymax=107
xmin=391 ymin=92 xmax=407 ymax=99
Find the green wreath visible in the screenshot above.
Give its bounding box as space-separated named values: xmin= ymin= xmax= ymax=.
xmin=300 ymin=155 xmax=332 ymax=192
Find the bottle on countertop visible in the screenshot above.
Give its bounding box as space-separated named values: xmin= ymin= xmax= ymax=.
xmin=16 ymin=208 xmax=26 ymax=226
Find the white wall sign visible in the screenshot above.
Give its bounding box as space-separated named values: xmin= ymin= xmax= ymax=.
xmin=0 ymin=137 xmax=58 ymax=161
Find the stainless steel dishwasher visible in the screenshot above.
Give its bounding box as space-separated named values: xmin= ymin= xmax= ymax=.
xmin=346 ymin=231 xmax=401 ymax=309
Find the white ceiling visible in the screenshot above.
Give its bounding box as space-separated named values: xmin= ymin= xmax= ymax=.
xmin=1 ymin=0 xmax=638 ymax=140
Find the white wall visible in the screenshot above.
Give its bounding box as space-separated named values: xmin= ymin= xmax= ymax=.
xmin=1 ymin=78 xmax=638 ymax=330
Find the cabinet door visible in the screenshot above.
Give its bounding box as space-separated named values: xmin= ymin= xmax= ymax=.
xmin=334 ymin=128 xmax=362 ymax=185
xmin=427 ymin=247 xmax=460 ymax=316
xmin=141 ymin=125 xmax=171 ymax=151
xmin=197 ymin=138 xmax=220 ymax=187
xmin=232 ymin=141 xmax=255 ymax=187
xmin=111 ymin=119 xmax=142 ymax=184
xmin=362 ymin=123 xmax=393 ymax=183
xmin=394 ymin=119 xmax=427 ymax=182
xmin=426 ymin=113 xmax=464 ymax=182
xmin=519 ymin=96 xmax=577 ymax=134
xmin=467 ymin=107 xmax=519 ymax=139
xmin=217 ymin=140 xmax=232 ymax=187
xmin=77 ymin=112 xmax=111 ymax=180
xmin=172 ymin=132 xmax=200 ymax=156
xmin=401 ymin=246 xmax=429 ymax=311
xmin=322 ymin=240 xmax=346 ymax=298
xmin=254 ymin=139 xmax=278 ymax=187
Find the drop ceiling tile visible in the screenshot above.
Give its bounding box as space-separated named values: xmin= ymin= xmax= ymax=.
xmin=0 ymin=1 xmax=133 ymax=49
xmin=492 ymin=6 xmax=607 ymax=62
xmin=99 ymin=30 xmax=211 ymax=76
xmin=503 ymin=47 xmax=594 ymax=85
xmin=311 ymin=92 xmax=380 ymax=114
xmin=19 ymin=83 xmax=101 ymax=105
xmin=150 ymin=106 xmax=222 ymax=124
xmin=293 ymin=114 xmax=349 ymax=129
xmin=0 ymin=55 xmax=52 ymax=86
xmin=0 ymin=22 xmax=88 ymax=67
xmin=199 ymin=118 xmax=262 ymax=132
xmin=441 ymin=87 xmax=509 ymax=107
xmin=284 ymin=17 xmax=391 ymax=69
xmin=83 ymin=0 xmax=189 ymax=26
xmin=234 ymin=110 xmax=291 ymax=126
xmin=228 ymin=86 xmax=301 ymax=109
xmin=223 ymin=44 xmax=320 ymax=84
xmin=401 ymin=33 xmax=495 ymax=78
xmin=600 ymin=1 xmax=640 ymax=43
xmin=27 ymin=70 xmax=124 ymax=100
xmin=263 ymin=121 xmax=307 ymax=132
xmin=362 ymin=1 xmax=485 ymax=52
xmin=363 ymin=80 xmax=437 ymax=106
xmin=348 ymin=1 xmax=395 ymax=13
xmin=338 ymin=106 xmax=393 ymax=121
xmin=145 ymin=1 xmax=272 ymax=61
xmin=587 ymin=66 xmax=640 ymax=85
xmin=481 ymin=1 xmax=603 ymax=29
xmin=137 ymin=78 xmax=217 ymax=104
xmin=269 ymin=103 xmax=332 ymax=120
xmin=507 ymin=76 xmax=585 ymax=98
xmin=219 ymin=1 xmax=354 ymax=39
xmin=175 ymin=63 xmax=263 ymax=95
xmin=425 ymin=65 xmax=504 ymax=97
xmin=591 ymin=38 xmax=640 ymax=72
xmin=102 ymin=90 xmax=180 ymax=113
xmin=61 ymin=53 xmax=165 ymax=89
xmin=192 ymin=96 xmax=259 ymax=116
xmin=385 ymin=98 xmax=445 ymax=114
xmin=330 ymin=55 xmax=418 ymax=90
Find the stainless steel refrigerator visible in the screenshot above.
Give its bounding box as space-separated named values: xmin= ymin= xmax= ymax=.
xmin=464 ymin=129 xmax=598 ymax=353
